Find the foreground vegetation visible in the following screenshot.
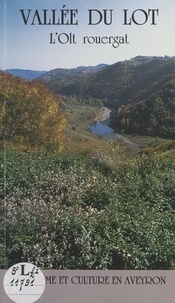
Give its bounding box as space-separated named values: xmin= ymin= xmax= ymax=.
xmin=1 ymin=143 xmax=175 ymax=269
xmin=0 ymin=72 xmax=66 ymax=152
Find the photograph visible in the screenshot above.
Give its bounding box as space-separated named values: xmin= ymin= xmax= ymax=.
xmin=0 ymin=0 xmax=175 ymax=302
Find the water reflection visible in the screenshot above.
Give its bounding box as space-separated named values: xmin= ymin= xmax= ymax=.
xmin=88 ymin=120 xmax=114 ymax=138
xmin=88 ymin=120 xmax=141 ymax=152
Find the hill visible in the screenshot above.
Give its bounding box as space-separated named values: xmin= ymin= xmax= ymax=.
xmin=6 ymin=69 xmax=46 ymax=80
xmin=41 ymin=56 xmax=175 ymax=138
xmin=40 ymin=64 xmax=107 ymax=83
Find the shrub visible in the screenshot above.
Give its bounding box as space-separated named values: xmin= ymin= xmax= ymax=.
xmin=0 ymin=151 xmax=175 ymax=269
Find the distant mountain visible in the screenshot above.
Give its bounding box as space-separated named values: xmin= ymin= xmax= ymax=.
xmin=39 ymin=64 xmax=108 ymax=82
xmin=6 ymin=69 xmax=46 ymax=80
xmin=40 ymin=56 xmax=175 ymax=139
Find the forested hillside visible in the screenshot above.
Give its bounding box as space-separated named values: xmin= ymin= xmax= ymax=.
xmin=40 ymin=56 xmax=175 ymax=138
xmin=111 ymin=81 xmax=175 ymax=138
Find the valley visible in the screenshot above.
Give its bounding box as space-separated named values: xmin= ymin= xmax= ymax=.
xmin=5 ymin=55 xmax=175 ymax=153
xmin=39 ymin=55 xmax=175 ymax=140
xmin=1 ymin=57 xmax=175 ymax=270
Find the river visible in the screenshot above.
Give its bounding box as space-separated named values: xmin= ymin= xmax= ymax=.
xmin=88 ymin=107 xmax=141 ymax=152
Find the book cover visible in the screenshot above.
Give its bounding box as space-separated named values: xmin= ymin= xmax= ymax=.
xmin=0 ymin=0 xmax=175 ymax=302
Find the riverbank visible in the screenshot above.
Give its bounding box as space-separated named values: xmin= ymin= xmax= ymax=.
xmin=90 ymin=107 xmax=142 ymax=152
xmin=95 ymin=107 xmax=112 ymax=122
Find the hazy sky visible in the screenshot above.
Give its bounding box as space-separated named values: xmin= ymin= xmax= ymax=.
xmin=0 ymin=0 xmax=175 ymax=70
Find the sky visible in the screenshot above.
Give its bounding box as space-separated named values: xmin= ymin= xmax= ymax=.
xmin=0 ymin=0 xmax=175 ymax=71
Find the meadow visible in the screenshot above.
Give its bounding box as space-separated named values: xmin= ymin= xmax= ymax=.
xmin=1 ymin=138 xmax=175 ymax=269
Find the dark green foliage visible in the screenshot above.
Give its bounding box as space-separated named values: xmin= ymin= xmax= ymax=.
xmin=112 ymin=84 xmax=175 ymax=138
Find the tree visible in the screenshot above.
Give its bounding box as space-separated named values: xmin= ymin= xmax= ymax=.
xmin=0 ymin=72 xmax=66 ymax=152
